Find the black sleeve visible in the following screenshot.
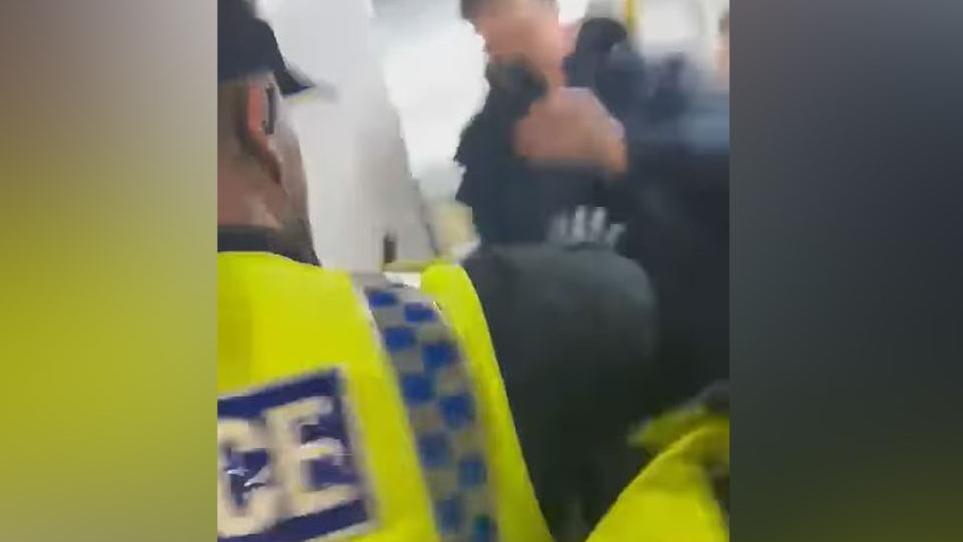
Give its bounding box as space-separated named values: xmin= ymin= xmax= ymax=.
xmin=601 ymin=52 xmax=730 ymax=194
xmin=454 ymin=89 xmax=526 ymax=243
xmin=454 ymin=115 xmax=486 ymax=208
xmin=621 ymin=89 xmax=730 ymax=193
xmin=454 ymin=111 xmax=508 ymax=243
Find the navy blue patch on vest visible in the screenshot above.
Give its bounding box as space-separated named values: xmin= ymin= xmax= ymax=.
xmin=217 ymin=370 xmax=372 ymax=541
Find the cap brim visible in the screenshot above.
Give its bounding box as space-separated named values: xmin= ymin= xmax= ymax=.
xmin=275 ymin=66 xmax=314 ymax=96
xmin=275 ymin=63 xmax=338 ymax=102
xmin=219 ymin=9 xmax=336 ymax=100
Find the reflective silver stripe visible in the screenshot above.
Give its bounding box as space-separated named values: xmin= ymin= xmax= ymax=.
xmin=355 ymin=274 xmax=499 ymax=542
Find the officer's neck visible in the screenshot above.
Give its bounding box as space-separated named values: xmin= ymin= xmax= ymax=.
xmin=217 ymin=224 xmax=320 ymax=266
xmin=218 ymin=164 xmax=283 ymax=230
xmin=217 ymin=198 xmax=281 ymax=231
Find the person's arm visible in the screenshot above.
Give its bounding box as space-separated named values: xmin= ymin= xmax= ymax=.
xmin=453 ymin=117 xmax=484 ymax=208
xmin=514 ymin=58 xmax=728 ymax=194
xmin=600 ymin=57 xmax=730 ymax=191
xmin=616 ymin=99 xmax=729 ymax=189
xmin=454 ymin=106 xmax=515 ymax=244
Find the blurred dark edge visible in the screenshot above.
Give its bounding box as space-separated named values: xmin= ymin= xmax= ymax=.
xmin=735 ymin=0 xmax=963 ymax=541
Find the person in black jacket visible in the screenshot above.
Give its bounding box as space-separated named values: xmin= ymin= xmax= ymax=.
xmin=457 ymin=0 xmax=729 ymax=407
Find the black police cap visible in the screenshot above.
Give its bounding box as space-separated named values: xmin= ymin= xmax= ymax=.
xmin=218 ymin=0 xmax=314 ymax=96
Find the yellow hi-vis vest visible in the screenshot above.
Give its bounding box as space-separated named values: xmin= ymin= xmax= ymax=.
xmin=587 ymin=412 xmax=730 ymax=542
xmin=217 ymin=251 xmax=552 ymax=542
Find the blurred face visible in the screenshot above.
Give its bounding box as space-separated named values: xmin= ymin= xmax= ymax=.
xmin=470 ymin=1 xmax=563 ymax=70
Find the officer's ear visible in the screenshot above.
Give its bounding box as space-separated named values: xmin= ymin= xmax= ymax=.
xmin=239 ymin=78 xmax=282 ymax=185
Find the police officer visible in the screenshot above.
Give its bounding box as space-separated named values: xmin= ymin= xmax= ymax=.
xmin=217 ymin=2 xmax=722 ymax=541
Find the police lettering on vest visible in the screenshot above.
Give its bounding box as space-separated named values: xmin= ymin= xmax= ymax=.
xmin=217 ymin=370 xmax=372 ymax=541
xmin=217 ymin=253 xmax=556 ymax=542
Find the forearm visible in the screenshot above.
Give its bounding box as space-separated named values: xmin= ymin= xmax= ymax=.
xmin=604 ymin=94 xmax=730 ymax=188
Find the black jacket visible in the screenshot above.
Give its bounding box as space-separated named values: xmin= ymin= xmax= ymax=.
xmin=456 ymin=17 xmax=730 ymax=406
xmin=456 ymin=18 xmax=728 ymax=240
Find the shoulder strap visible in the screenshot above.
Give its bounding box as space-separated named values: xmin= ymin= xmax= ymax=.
xmin=354 ymin=274 xmax=500 ymax=542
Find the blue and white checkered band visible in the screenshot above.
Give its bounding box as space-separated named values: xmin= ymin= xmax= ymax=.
xmin=217 ymin=370 xmax=373 ymax=542
xmin=357 ymin=275 xmax=499 ymax=542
